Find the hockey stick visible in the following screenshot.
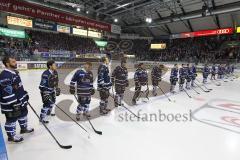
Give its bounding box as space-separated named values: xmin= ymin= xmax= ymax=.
xmin=74 ymin=95 xmax=102 ymax=135
xmin=157 ymin=85 xmax=175 ymax=102
xmin=109 ymin=95 xmax=141 ymax=119
xmin=136 ymin=87 xmax=149 ymax=101
xmin=191 ymin=86 xmax=200 ymax=94
xmin=208 ymin=78 xmax=221 ymax=86
xmin=27 ymin=102 xmax=72 ymax=149
xmin=183 ymin=88 xmax=192 ymax=98
xmin=195 ymin=79 xmax=212 ymax=90
xmin=50 ymin=101 xmax=91 ymax=138
xmin=194 ymin=82 xmax=210 ymax=93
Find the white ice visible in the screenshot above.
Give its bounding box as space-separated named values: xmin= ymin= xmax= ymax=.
xmin=1 ymin=69 xmax=240 ymax=160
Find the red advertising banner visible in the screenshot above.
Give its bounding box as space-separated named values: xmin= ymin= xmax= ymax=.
xmin=0 ymin=0 xmax=111 ymax=32
xmin=180 ymin=28 xmax=233 ymax=38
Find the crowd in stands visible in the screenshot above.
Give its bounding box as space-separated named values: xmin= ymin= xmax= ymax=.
xmin=133 ymin=35 xmax=240 ymax=63
xmin=0 ymin=36 xmax=32 ymax=60
xmin=28 ymin=30 xmax=100 ymax=54
xmin=0 ymin=27 xmax=240 ymax=63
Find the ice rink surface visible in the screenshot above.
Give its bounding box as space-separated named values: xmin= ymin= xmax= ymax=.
xmin=1 ymin=69 xmax=240 ymax=160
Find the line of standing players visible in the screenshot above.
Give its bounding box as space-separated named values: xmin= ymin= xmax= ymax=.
xmin=0 ymin=55 xmax=235 ymax=143
xmin=169 ymin=63 xmax=235 ymax=93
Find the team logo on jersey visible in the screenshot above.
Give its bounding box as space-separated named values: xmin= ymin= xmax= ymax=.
xmin=4 ymin=86 xmax=13 ymax=94
xmin=42 ymin=79 xmax=47 ymax=85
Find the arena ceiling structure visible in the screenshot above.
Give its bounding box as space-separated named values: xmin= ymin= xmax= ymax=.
xmin=27 ymin=0 xmax=240 ymax=37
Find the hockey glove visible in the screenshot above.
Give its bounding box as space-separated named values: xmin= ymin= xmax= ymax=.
xmin=126 ymin=81 xmax=129 ymax=87
xmin=43 ymin=93 xmax=51 ymax=103
xmin=56 ymin=88 xmax=61 ymax=96
xmin=24 ymin=91 xmax=29 ymax=102
xmin=90 ymin=88 xmax=95 ymax=95
xmin=69 ymin=86 xmax=75 ymax=95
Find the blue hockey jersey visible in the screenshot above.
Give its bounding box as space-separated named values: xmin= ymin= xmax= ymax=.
xmin=70 ymin=69 xmax=93 ymax=97
xmin=191 ymin=66 xmax=197 ymax=75
xmin=211 ymin=66 xmax=216 ymax=74
xmin=134 ymin=68 xmax=148 ymax=86
xmin=97 ymin=64 xmax=112 ymax=90
xmin=151 ymin=66 xmax=162 ymax=81
xmin=170 ymin=68 xmax=178 ymax=79
xmin=179 ymin=67 xmax=187 ymax=78
xmin=0 ymin=69 xmax=28 ymax=113
xmin=39 ymin=69 xmax=57 ymax=94
xmin=202 ymin=66 xmax=210 ymax=76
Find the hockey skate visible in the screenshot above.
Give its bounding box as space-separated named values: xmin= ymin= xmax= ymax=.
xmin=100 ymin=108 xmax=108 ymax=115
xmin=39 ymin=119 xmax=49 ymax=124
xmin=132 ymin=99 xmax=137 ymax=105
xmin=83 ymin=112 xmax=91 ymax=118
xmin=8 ymin=135 xmax=24 ymax=143
xmin=76 ymin=113 xmax=81 ymax=121
xmin=47 ymin=110 xmax=55 ymax=116
xmin=20 ymin=128 xmax=34 ymax=134
xmin=152 ymin=91 xmax=157 ymax=96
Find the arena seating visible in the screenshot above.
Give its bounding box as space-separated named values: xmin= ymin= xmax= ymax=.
xmin=1 ymin=30 xmax=240 ymax=63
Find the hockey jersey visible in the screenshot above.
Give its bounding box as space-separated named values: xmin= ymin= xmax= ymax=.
xmin=134 ymin=68 xmax=148 ymax=86
xmin=186 ymin=67 xmax=193 ymax=79
xmin=39 ymin=69 xmax=58 ymax=94
xmin=211 ymin=66 xmax=216 ymax=74
xmin=151 ymin=66 xmax=162 ymax=81
xmin=179 ymin=67 xmax=188 ymax=78
xmin=0 ymin=69 xmax=28 ymax=113
xmin=70 ymin=69 xmax=93 ymax=97
xmin=97 ymin=64 xmax=112 ymax=90
xmin=111 ymin=66 xmax=128 ymax=87
xmin=226 ymin=66 xmax=231 ymax=74
xmin=170 ymin=68 xmax=178 ymax=79
xmin=218 ymin=65 xmax=223 ymax=75
xmin=231 ymin=65 xmax=235 ymax=73
xmin=202 ymin=66 xmax=210 ymax=76
xmin=191 ymin=66 xmax=197 ymax=75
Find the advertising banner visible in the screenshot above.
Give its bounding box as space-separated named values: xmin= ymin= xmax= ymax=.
xmin=40 ymin=51 xmax=76 ymax=58
xmin=7 ymin=16 xmax=32 ymax=28
xmin=0 ymin=27 xmax=25 ymax=38
xmin=33 ymin=20 xmax=55 ymax=31
xmin=57 ymin=25 xmax=70 ymax=33
xmin=171 ymin=28 xmax=234 ymax=39
xmin=72 ymin=28 xmax=88 ymax=36
xmin=237 ymin=27 xmax=240 ymax=33
xmin=0 ymin=0 xmax=111 ymax=31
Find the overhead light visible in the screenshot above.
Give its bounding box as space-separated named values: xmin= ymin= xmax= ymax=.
xmin=86 ymin=10 xmax=89 ymax=14
xmin=76 ymin=8 xmax=81 ymax=12
xmin=116 ymin=3 xmax=131 ymax=9
xmin=114 ymin=18 xmax=118 ymax=23
xmin=146 ymin=17 xmax=152 ymax=23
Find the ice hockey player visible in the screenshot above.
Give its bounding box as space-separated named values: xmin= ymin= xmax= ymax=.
xmin=151 ymin=64 xmax=163 ymax=96
xmin=217 ymin=64 xmax=223 ymax=79
xmin=39 ymin=60 xmax=61 ymax=123
xmin=226 ymin=64 xmax=231 ymax=76
xmin=190 ymin=64 xmax=197 ymax=87
xmin=97 ymin=57 xmax=112 ymax=115
xmin=185 ymin=64 xmax=192 ymax=90
xmin=211 ymin=64 xmax=216 ymax=80
xmin=0 ymin=56 xmax=34 ymax=143
xmin=70 ymin=62 xmax=94 ymax=121
xmin=231 ymin=64 xmax=235 ymax=75
xmin=132 ymin=63 xmax=148 ymax=105
xmin=170 ymin=64 xmax=178 ymax=93
xmin=179 ymin=64 xmax=187 ymax=91
xmin=202 ymin=64 xmax=210 ymax=84
xmin=111 ymin=58 xmax=129 ymax=108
